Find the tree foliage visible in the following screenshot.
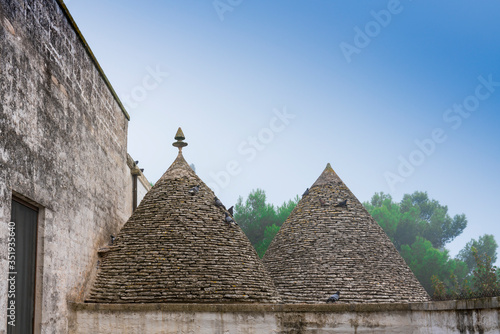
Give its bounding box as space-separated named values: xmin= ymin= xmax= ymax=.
xmin=400 ymin=237 xmax=467 ymax=294
xmin=254 ymin=224 xmax=281 ymax=258
xmin=234 ymin=189 xmax=298 ymax=257
xmin=470 ymin=247 xmax=500 ymax=295
xmin=457 ymin=234 xmax=498 ymax=275
xmin=364 ymin=191 xmax=467 ymax=250
xmin=365 ymin=190 xmax=500 ymax=298
xmin=401 ymin=192 xmax=467 ymax=249
xmin=432 ymin=246 xmax=500 ymax=300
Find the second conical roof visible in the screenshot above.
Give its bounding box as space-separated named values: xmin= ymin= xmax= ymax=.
xmin=263 ymin=163 xmax=430 ymax=304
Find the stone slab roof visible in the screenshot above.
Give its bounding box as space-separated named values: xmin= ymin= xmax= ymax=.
xmin=262 ymin=163 xmax=430 ymax=304
xmin=87 ymin=149 xmax=280 ymax=303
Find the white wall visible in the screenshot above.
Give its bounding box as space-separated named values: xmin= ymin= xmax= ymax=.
xmin=70 ymin=298 xmax=500 ymax=334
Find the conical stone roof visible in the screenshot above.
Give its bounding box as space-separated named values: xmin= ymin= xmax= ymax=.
xmin=262 ymin=163 xmax=430 ymax=304
xmin=87 ymin=132 xmax=280 ymax=303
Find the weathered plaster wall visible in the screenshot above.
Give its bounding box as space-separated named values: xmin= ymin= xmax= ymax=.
xmin=70 ymin=298 xmax=500 ymax=334
xmin=0 ymin=0 xmax=131 ymax=332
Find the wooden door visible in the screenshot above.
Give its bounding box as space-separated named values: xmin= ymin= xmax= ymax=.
xmin=8 ymin=199 xmax=38 ymax=334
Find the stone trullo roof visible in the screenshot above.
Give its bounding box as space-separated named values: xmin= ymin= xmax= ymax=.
xmin=262 ymin=163 xmax=430 ymax=304
xmin=87 ymin=130 xmax=280 ymax=303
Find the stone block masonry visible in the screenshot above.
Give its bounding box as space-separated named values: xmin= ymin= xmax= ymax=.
xmin=0 ymin=0 xmax=131 ymax=332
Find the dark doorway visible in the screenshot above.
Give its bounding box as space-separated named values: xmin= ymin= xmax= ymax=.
xmin=8 ymin=198 xmax=38 ymax=334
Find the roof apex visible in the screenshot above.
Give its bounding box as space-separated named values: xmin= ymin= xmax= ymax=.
xmin=311 ymin=162 xmax=342 ymax=188
xmin=158 ymin=151 xmax=196 ymax=182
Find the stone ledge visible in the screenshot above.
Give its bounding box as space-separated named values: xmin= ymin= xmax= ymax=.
xmin=69 ymin=297 xmax=500 ymax=313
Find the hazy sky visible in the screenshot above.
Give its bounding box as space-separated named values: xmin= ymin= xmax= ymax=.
xmin=64 ymin=1 xmax=500 ymax=260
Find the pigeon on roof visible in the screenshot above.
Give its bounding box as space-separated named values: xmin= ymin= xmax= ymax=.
xmin=326 ymin=291 xmax=340 ymax=303
xmin=188 ymin=185 xmax=200 ymax=195
xmin=215 ymin=196 xmax=226 ymax=210
xmin=225 ymin=212 xmax=236 ymax=225
xmin=302 ymin=188 xmax=309 ymax=197
xmin=228 ymin=206 xmax=234 ymax=215
xmin=335 ymin=199 xmax=347 ymax=207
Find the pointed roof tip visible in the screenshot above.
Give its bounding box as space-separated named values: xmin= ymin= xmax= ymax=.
xmin=172 ymin=127 xmax=188 ymax=152
xmin=163 ymin=147 xmax=194 ymax=179
xmin=322 ymin=162 xmax=337 ymax=175
xmin=311 ymin=162 xmax=341 ymax=188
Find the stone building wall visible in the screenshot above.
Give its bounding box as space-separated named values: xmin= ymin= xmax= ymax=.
xmin=69 ymin=297 xmax=500 ymax=333
xmin=0 ymin=0 xmax=131 ymax=332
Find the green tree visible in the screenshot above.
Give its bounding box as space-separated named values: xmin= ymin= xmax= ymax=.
xmin=364 ymin=191 xmax=472 ymax=296
xmin=234 ymin=189 xmax=276 ymax=245
xmin=277 ymin=195 xmax=300 ymax=223
xmin=400 ymin=192 xmax=467 ymax=249
xmin=470 ymin=247 xmax=500 ymax=296
xmin=457 ymin=235 xmax=498 ymax=276
xmin=400 ymin=237 xmax=467 ymax=294
xmin=234 ymin=189 xmax=298 ymax=257
xmin=364 ymin=193 xmax=400 ymax=242
xmin=364 ymin=191 xmax=467 ymax=250
xmin=431 ymin=246 xmax=500 ymax=300
xmin=254 ymin=224 xmax=281 ymax=258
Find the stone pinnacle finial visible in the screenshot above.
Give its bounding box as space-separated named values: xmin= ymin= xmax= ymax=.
xmin=172 ymin=127 xmax=188 ymax=152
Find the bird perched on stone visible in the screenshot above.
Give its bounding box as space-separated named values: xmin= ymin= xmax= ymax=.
xmin=326 ymin=291 xmax=340 ymax=303
xmin=225 ymin=212 xmax=236 ymax=225
xmin=188 ymin=185 xmax=200 ymax=195
xmin=335 ymin=199 xmax=347 ymax=207
xmin=228 ymin=206 xmax=234 ymax=215
xmin=302 ymin=188 xmax=309 ymax=197
xmin=110 ymin=235 xmax=116 ymax=245
xmin=215 ymin=196 xmax=226 ymax=210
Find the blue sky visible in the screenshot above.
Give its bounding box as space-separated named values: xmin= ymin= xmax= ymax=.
xmin=64 ymin=0 xmax=500 ymax=260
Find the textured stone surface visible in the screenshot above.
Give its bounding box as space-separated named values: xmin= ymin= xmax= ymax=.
xmin=263 ymin=164 xmax=430 ymax=304
xmin=87 ymin=151 xmax=280 ymax=303
xmin=0 ymin=0 xmax=131 ymax=332
xmin=70 ymin=297 xmax=500 ymax=333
